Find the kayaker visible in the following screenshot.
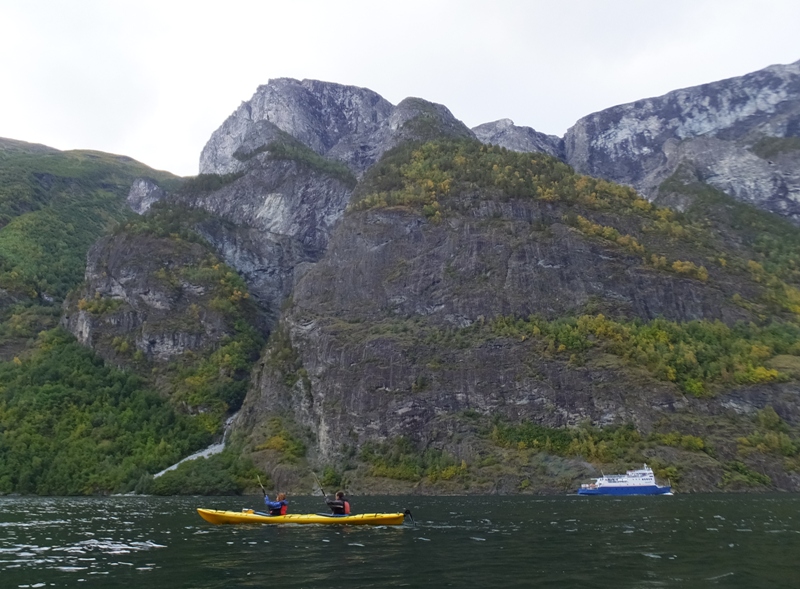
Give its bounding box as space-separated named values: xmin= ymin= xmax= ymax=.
xmin=326 ymin=491 xmax=350 ymax=515
xmin=263 ymin=492 xmax=288 ymax=516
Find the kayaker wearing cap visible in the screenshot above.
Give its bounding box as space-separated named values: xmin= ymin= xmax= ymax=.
xmin=263 ymin=492 xmax=288 ymax=516
xmin=326 ymin=491 xmax=350 ymax=515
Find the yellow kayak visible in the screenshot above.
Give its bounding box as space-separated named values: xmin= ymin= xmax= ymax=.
xmin=197 ymin=508 xmax=408 ymax=526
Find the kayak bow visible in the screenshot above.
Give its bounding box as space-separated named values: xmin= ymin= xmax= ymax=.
xmin=197 ymin=508 xmax=406 ymax=526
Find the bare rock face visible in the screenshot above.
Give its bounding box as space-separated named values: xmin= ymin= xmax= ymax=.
xmin=187 ymin=157 xmax=352 ymax=253
xmin=235 ymin=191 xmax=759 ymax=465
xmin=192 ymin=219 xmax=299 ymax=326
xmin=564 ymin=60 xmax=800 ymax=217
xmin=472 ymin=118 xmax=565 ymax=159
xmin=173 ymin=153 xmax=355 ymax=322
xmin=199 ymin=79 xmax=475 ymax=177
xmin=62 ymin=233 xmax=231 ymax=364
xmin=289 ymin=206 xmax=747 ymax=327
xmin=200 ymin=79 xmax=393 ymax=176
xmin=127 ymin=178 xmax=165 ymax=214
xmin=652 ymin=136 xmax=800 ymax=217
xmin=77 ymin=66 xmax=800 ymax=491
xmin=388 ymin=97 xmax=474 ymax=143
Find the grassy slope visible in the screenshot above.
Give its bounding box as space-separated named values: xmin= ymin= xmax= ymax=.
xmin=0 ymin=141 xmax=181 ymax=299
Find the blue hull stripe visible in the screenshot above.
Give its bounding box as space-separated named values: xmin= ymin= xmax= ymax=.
xmin=577 ymin=485 xmax=671 ymax=496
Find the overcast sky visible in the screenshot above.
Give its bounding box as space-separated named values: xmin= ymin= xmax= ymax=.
xmin=1 ymin=0 xmax=798 ymax=176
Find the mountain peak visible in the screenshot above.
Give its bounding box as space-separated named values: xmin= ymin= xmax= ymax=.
xmin=471 ymin=119 xmax=564 ymax=159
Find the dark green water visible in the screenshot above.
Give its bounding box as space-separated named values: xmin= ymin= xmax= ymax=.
xmin=1 ymin=494 xmax=798 ymax=588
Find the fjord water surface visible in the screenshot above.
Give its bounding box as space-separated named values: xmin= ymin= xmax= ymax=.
xmin=1 ymin=494 xmax=798 ymax=588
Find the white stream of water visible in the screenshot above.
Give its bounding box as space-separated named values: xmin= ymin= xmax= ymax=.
xmin=152 ymin=412 xmax=238 ymax=478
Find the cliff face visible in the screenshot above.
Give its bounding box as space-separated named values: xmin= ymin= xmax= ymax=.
xmin=127 ymin=178 xmax=165 ymax=215
xmin=66 ymin=82 xmax=453 ymax=379
xmin=200 ymin=79 xmax=391 ymax=176
xmin=174 ymin=154 xmax=355 ymax=321
xmin=198 ymin=62 xmax=800 ymax=227
xmin=230 ymin=140 xmax=800 ymax=493
xmin=237 ymin=200 xmax=728 ymax=455
xmin=62 ymin=232 xmax=232 ymax=364
xmin=60 ymin=212 xmax=265 ymax=425
xmin=563 ymin=60 xmax=800 ymax=219
xmin=183 ymin=84 xmax=479 ymax=324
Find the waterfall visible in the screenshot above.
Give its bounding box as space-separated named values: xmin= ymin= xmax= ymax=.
xmin=153 ymin=412 xmax=238 ymax=478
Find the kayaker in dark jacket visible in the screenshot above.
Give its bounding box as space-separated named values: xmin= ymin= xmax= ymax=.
xmin=326 ymin=491 xmax=350 ymax=515
xmin=264 ymin=492 xmax=288 ymax=516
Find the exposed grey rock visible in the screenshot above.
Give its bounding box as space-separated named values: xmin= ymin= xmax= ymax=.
xmin=199 ymin=79 xmax=475 ymax=178
xmin=289 ymin=206 xmax=749 ymax=326
xmin=174 ymin=153 xmax=354 ymax=321
xmin=62 ymin=233 xmax=231 ymax=364
xmin=388 ymin=97 xmax=474 ymax=143
xmin=234 ymin=190 xmax=762 ymax=465
xmin=188 ymin=89 xmax=477 ymax=327
xmin=651 ymin=136 xmax=800 ymax=218
xmin=564 ymin=60 xmax=800 ymax=216
xmin=200 ymin=79 xmax=394 ymax=176
xmin=193 ymin=218 xmax=303 ymax=325
xmin=127 ymin=178 xmax=165 ymax=214
xmin=472 ymin=118 xmax=565 ymax=159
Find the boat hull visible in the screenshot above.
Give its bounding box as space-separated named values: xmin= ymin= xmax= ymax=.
xmin=197 ymin=508 xmax=406 ymax=526
xmin=577 ymin=485 xmax=671 ymax=496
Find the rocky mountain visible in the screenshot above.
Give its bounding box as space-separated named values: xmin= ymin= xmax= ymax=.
xmin=200 ymin=78 xmax=474 ymax=177
xmin=0 ymin=139 xmax=181 ymax=361
xmin=60 ymin=212 xmax=264 ymax=424
xmin=64 ymin=231 xmax=239 ymax=364
xmin=10 ymin=60 xmax=800 ymax=496
xmin=472 ymin=62 xmax=800 ymax=222
xmin=175 ymin=153 xmax=355 ymax=324
xmin=200 ymin=61 xmax=800 ymax=231
xmin=563 ymin=60 xmax=800 ymax=219
xmin=0 ymin=142 xmax=237 ymax=495
xmin=125 ymin=81 xmax=479 ymax=331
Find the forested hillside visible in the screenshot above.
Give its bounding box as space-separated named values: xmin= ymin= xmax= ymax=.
xmin=0 ymin=140 xmax=178 ymax=359
xmin=0 ymin=141 xmax=260 ymax=495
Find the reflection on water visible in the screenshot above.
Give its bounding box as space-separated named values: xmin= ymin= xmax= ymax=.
xmin=0 ymin=494 xmax=798 ymax=588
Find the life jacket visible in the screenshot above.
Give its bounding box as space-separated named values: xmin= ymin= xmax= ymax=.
xmin=327 ymin=498 xmax=350 ymax=515
xmin=268 ymin=502 xmax=288 ymax=516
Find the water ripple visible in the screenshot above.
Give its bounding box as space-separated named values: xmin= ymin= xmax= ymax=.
xmin=1 ymin=495 xmax=799 ymax=588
